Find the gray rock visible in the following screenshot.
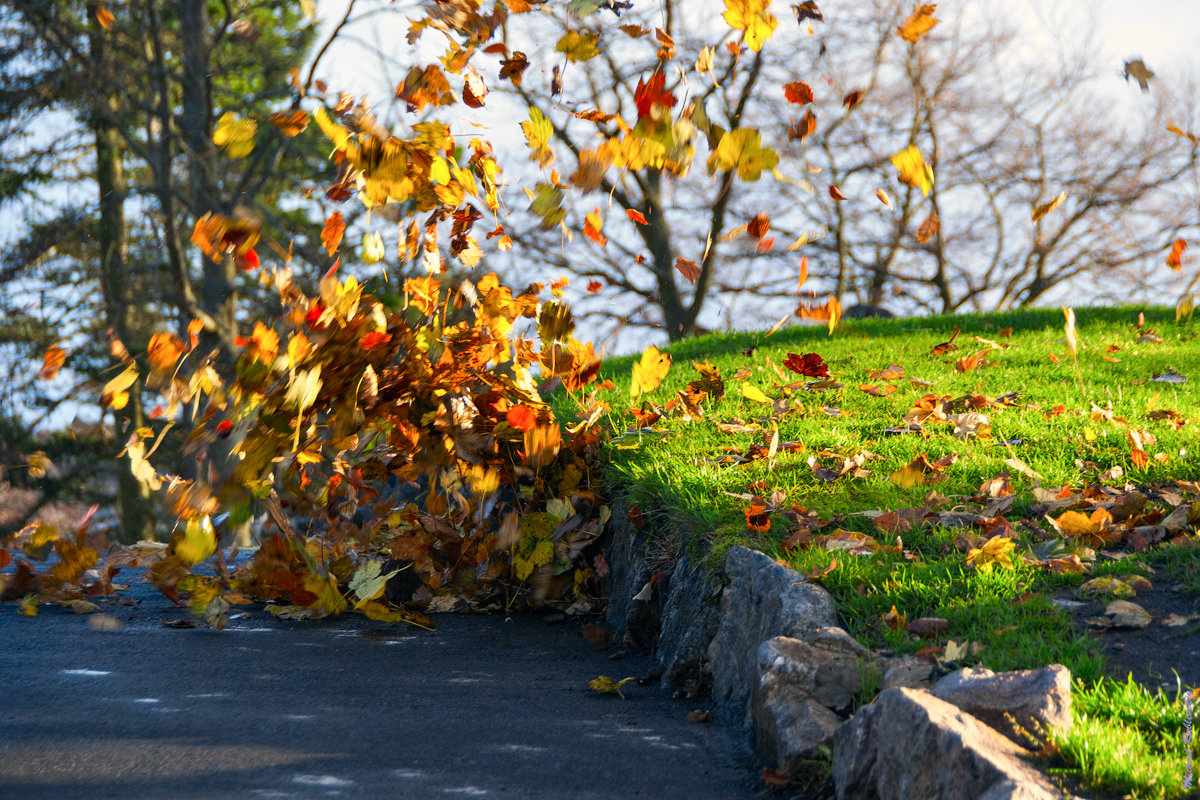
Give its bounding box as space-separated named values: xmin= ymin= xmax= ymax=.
xmin=754 ymin=636 xmax=884 ymax=714
xmin=881 ymin=654 xmax=935 ymax=690
xmin=833 ymin=688 xmax=1061 ymax=800
xmin=932 ymin=664 xmax=1073 ymax=746
xmin=754 ymin=691 xmax=841 ymax=775
xmin=602 ymin=497 xmax=652 ymax=641
xmin=811 ymin=626 xmax=873 ymax=660
xmin=708 ymin=547 xmax=838 ymax=721
xmin=752 ymin=636 xmax=883 ymax=774
xmin=655 ymin=553 xmax=723 ymax=684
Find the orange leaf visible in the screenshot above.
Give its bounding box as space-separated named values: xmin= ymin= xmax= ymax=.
xmin=359 ymin=332 xmax=392 ymax=350
xmin=783 ymin=81 xmax=814 ymax=105
xmin=627 ymin=209 xmax=648 ymax=225
xmin=829 ymin=185 xmax=847 ymax=201
xmin=955 ymin=347 xmax=990 ymax=374
xmin=268 ymin=110 xmax=309 ymax=136
xmin=40 ymin=346 xmax=67 ymax=380
xmin=95 ymin=6 xmax=114 ymax=30
xmin=915 ymin=211 xmax=939 ymax=244
xmin=788 ymin=110 xmax=817 ymax=141
xmin=744 ymin=502 xmax=771 ymax=532
xmin=1167 ymin=238 xmax=1187 ymax=272
xmin=675 ymin=257 xmax=701 ymax=284
xmin=747 ymin=213 xmax=770 ymax=240
xmin=506 ymin=404 xmax=538 ymax=432
xmin=797 ymin=256 xmax=809 ymax=293
xmin=147 ymin=333 xmax=185 ymax=372
xmin=897 ymin=4 xmax=938 ymax=43
xmin=321 ymin=211 xmax=345 ymax=256
xmin=842 ymin=89 xmax=864 ymax=110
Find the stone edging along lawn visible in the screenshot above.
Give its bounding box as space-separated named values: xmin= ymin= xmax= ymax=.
xmin=600 ymin=496 xmax=1086 ymax=799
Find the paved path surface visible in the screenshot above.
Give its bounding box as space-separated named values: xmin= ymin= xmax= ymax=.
xmin=0 ymin=569 xmax=759 ymax=800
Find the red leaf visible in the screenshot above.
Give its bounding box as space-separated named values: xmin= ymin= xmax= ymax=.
xmin=829 ymin=185 xmax=847 ymax=201
xmin=744 ymin=503 xmax=771 ymax=532
xmin=216 ymin=420 xmax=234 ymax=438
xmin=587 ymin=280 xmax=603 ymax=293
xmin=235 ymin=247 xmax=260 ymax=271
xmin=783 ymin=352 xmax=829 ymax=378
xmin=634 ymin=72 xmax=676 ymax=120
xmin=627 ymin=209 xmax=649 ymax=225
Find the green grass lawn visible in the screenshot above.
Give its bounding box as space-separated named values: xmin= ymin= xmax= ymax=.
xmin=585 ymin=305 xmax=1199 ymax=799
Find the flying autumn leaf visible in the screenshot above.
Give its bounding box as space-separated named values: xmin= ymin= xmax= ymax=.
xmin=797 ymin=256 xmax=809 ymax=292
xmin=213 ymin=112 xmax=257 ymax=158
xmin=557 ymin=30 xmax=600 ymax=62
xmin=462 ymin=67 xmax=488 ymax=108
xmin=788 ymin=110 xmax=817 ymax=141
xmin=634 ymin=73 xmax=677 ymax=120
xmin=583 ymin=210 xmax=607 ymax=247
xmin=829 ymin=185 xmax=847 ymax=201
xmin=627 ymin=209 xmax=649 ymax=225
xmin=1032 ymin=192 xmax=1066 ymax=223
xmin=723 ymin=0 xmax=778 ymax=52
xmin=268 ymin=110 xmax=309 ymax=136
xmin=795 ymin=296 xmax=842 ymax=334
xmin=101 ymin=363 xmax=139 ymax=410
xmin=897 ymin=4 xmax=939 ymax=43
xmin=499 ymin=52 xmax=529 ymax=85
xmin=708 ymin=128 xmax=779 ymax=181
xmin=1167 ymin=238 xmax=1187 ymax=271
xmin=631 ymin=345 xmax=672 ymax=398
xmin=875 ymin=188 xmax=893 ymax=208
xmin=147 ymin=333 xmax=185 ymax=372
xmin=674 ymin=257 xmax=701 ymax=284
xmin=891 ymin=145 xmax=933 ymax=196
xmin=94 ymin=5 xmax=114 ymax=30
xmin=587 ymin=280 xmax=603 ymax=293
xmin=915 ymin=211 xmax=939 ymax=244
xmin=843 ymin=89 xmax=864 ymax=110
xmin=783 ymin=81 xmax=814 ymax=105
xmin=40 ymin=346 xmax=67 ymax=380
xmin=321 ymin=211 xmax=345 ymax=256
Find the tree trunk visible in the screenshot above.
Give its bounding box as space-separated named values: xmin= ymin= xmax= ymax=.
xmin=90 ymin=2 xmax=155 ymax=543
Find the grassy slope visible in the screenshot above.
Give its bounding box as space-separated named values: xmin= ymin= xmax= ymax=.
xmin=587 ymin=305 xmax=1199 ymax=799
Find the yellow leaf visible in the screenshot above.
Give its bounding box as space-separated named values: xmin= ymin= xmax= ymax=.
xmin=1063 ymin=307 xmax=1077 ymax=359
xmin=966 ymin=536 xmax=1014 ymax=571
xmin=19 ymin=594 xmax=38 ymax=616
xmin=101 ymin=363 xmax=139 ymax=410
xmin=556 ymin=31 xmax=600 ymax=62
xmin=723 ymin=0 xmax=778 ymax=52
xmin=362 ymin=231 xmax=385 ymax=264
xmin=429 ymin=155 xmax=451 ymax=185
xmin=213 ymin=111 xmax=257 ymax=158
xmin=175 ymin=515 xmax=216 ymax=565
xmin=303 ymin=572 xmax=348 ymax=616
xmin=740 ymin=382 xmax=772 ymax=404
xmin=706 ymin=128 xmax=778 ymax=182
xmin=890 ymin=145 xmax=933 ymax=196
xmin=588 ymin=675 xmax=637 ymax=698
xmin=630 ymin=345 xmax=672 ymax=398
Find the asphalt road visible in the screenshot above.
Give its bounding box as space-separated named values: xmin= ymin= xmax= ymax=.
xmin=0 ymin=569 xmax=759 ymax=800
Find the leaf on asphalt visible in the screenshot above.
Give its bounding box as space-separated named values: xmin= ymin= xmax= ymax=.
xmin=589 ymin=675 xmax=637 ymax=698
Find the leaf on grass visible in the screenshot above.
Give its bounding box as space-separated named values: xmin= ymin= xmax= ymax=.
xmin=741 ymin=382 xmax=772 ymax=404
xmin=966 ymin=536 xmax=1014 ymax=571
